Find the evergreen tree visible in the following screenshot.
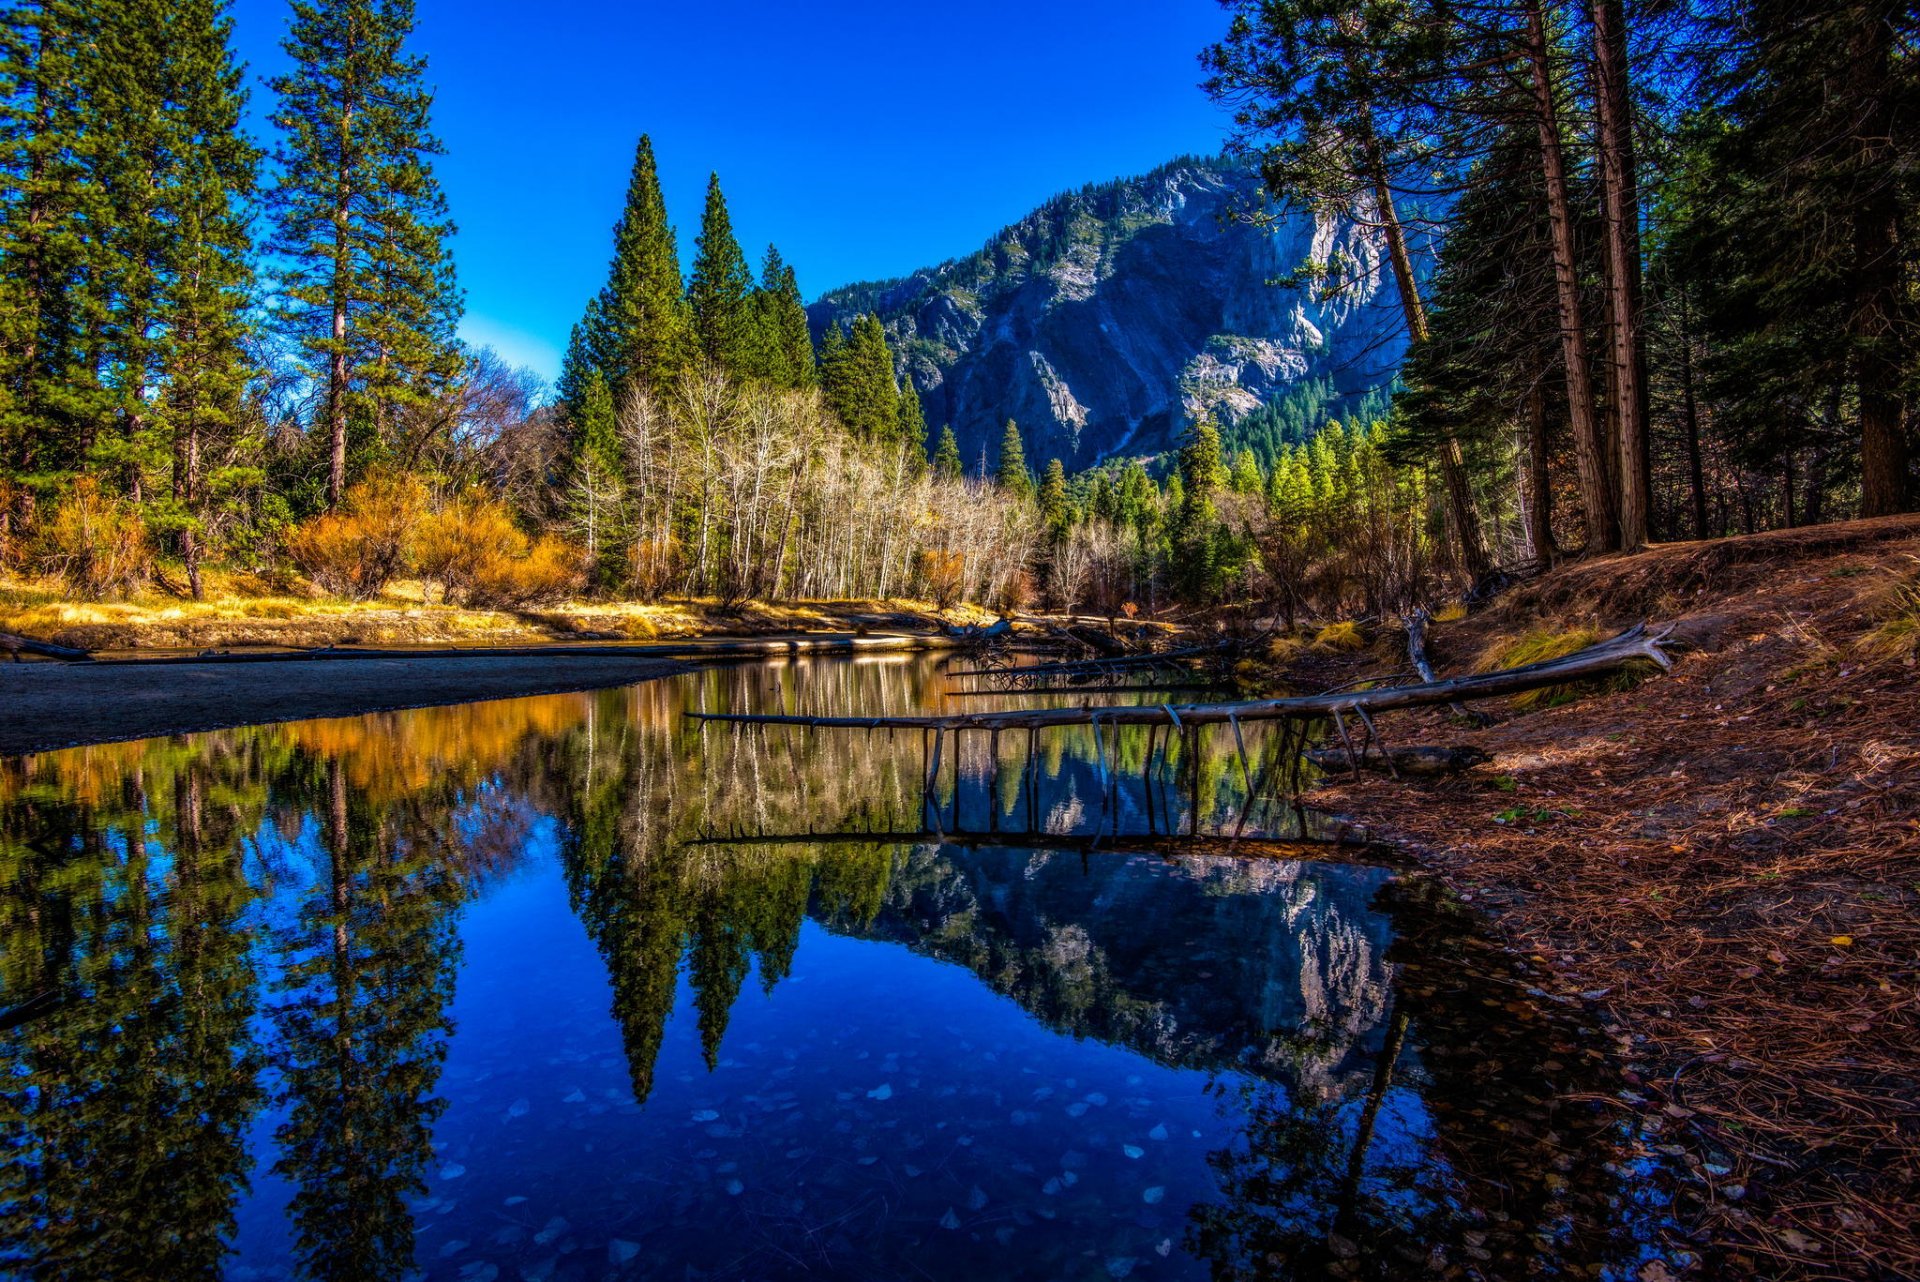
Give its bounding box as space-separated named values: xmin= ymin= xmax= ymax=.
xmin=0 ymin=0 xmax=106 ymax=483
xmin=586 ymin=134 xmax=688 ymax=403
xmin=752 ymin=245 xmax=814 ymax=388
xmin=266 ymin=0 xmax=462 ymax=508
xmin=896 ymin=377 xmax=928 ymax=462
xmin=687 ymin=172 xmax=755 ymax=373
xmin=153 ymin=0 xmax=260 ymax=597
xmin=1038 ymin=457 xmax=1070 ymax=538
xmin=995 ymin=419 xmax=1031 ymax=498
xmin=932 ymin=424 xmax=963 ymax=479
xmin=1690 ymin=0 xmax=1917 ymax=516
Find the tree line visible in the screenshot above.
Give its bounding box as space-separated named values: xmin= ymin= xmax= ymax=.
xmin=1202 ymin=0 xmax=1918 ymax=586
xmin=0 ymin=0 xmax=1019 ymax=609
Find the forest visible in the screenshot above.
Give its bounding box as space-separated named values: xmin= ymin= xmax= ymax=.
xmin=0 ymin=0 xmax=1914 ymax=624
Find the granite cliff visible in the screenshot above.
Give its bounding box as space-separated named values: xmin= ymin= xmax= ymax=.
xmin=809 ymin=156 xmax=1421 ymax=472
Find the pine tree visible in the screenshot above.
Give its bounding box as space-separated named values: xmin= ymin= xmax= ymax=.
xmin=932 ymin=424 xmax=963 ymax=480
xmin=1038 ymin=457 xmax=1070 ymax=538
xmin=995 ymin=419 xmax=1031 ymax=498
xmin=587 ymin=134 xmax=688 ymax=403
xmin=816 ymin=321 xmax=848 ymax=407
xmin=752 ymin=245 xmax=814 ymax=388
xmin=896 ymin=378 xmax=928 ymax=461
xmin=0 ymin=0 xmax=105 ymax=484
xmin=153 ymin=0 xmax=260 ymax=596
xmin=266 ymin=0 xmax=462 ymax=508
xmin=687 ymin=173 xmax=755 ymax=373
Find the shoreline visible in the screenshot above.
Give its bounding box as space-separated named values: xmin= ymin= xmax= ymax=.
xmin=1293 ymin=519 xmax=1920 ymax=1279
xmin=0 ymin=632 xmax=959 ymax=755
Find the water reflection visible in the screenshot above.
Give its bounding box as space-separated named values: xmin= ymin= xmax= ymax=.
xmin=0 ymin=657 xmax=1671 ymax=1280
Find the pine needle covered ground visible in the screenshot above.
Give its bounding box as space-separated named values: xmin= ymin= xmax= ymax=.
xmin=1295 ymin=515 xmax=1920 ymax=1280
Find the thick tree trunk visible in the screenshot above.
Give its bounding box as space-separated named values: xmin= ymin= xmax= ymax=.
xmin=173 ymin=407 xmax=204 ymax=600
xmin=1523 ymin=0 xmax=1617 ymax=553
xmin=1591 ymin=0 xmax=1650 ymax=547
xmin=1676 ymin=286 xmax=1709 ymax=540
xmin=1851 ymin=11 xmax=1909 ymax=517
xmin=1524 ymin=381 xmax=1555 ymax=561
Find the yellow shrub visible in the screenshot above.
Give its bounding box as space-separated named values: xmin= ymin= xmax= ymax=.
xmin=36 ymin=477 xmax=151 ymax=598
xmin=915 ymin=548 xmax=966 ymax=610
xmin=1434 ymin=602 xmax=1468 ymax=623
xmin=416 ymin=497 xmax=528 ymax=605
xmin=467 ymin=535 xmax=583 ymax=608
xmin=1312 ymin=620 xmax=1366 ymax=651
xmin=285 ymin=470 xmax=427 ymax=600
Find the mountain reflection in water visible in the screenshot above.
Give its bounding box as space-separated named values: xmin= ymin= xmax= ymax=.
xmin=0 ymin=656 xmax=1672 ymax=1280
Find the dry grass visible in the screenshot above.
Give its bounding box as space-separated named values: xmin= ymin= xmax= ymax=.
xmin=1483 ymin=625 xmax=1604 ymax=710
xmin=1856 ymin=556 xmax=1920 ymax=662
xmin=1312 ymin=619 xmax=1367 ymax=651
xmin=0 ymin=571 xmax=987 ymax=652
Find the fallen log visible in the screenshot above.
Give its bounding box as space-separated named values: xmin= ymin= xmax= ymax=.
xmin=688 ymin=623 xmax=1672 ymax=732
xmin=1304 ymin=745 xmax=1491 ymax=777
xmin=1405 ymin=607 xmax=1480 ymax=723
xmin=0 ymin=631 xmax=93 ymax=662
xmin=944 ymin=681 xmax=1224 ymax=697
xmin=947 ymin=644 xmax=1223 ymax=679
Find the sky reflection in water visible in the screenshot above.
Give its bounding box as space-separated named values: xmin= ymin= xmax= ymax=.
xmin=0 ymin=656 xmax=1670 ymax=1280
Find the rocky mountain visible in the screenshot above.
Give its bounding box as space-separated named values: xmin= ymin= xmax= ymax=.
xmin=809 ymin=155 xmax=1421 ymax=473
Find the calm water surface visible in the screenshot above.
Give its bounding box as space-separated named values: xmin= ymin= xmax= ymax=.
xmin=1 ymin=655 xmax=1672 ymax=1280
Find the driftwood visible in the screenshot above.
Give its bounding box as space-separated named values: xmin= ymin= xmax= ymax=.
xmin=1304 ymin=745 xmax=1491 ymax=777
xmin=944 ymin=681 xmax=1224 ymax=697
xmin=1405 ymin=607 xmax=1480 ymax=722
xmin=689 ymin=624 xmax=1673 ymax=733
xmin=0 ymin=631 xmax=93 ymax=662
xmin=947 ymin=644 xmax=1223 ymax=680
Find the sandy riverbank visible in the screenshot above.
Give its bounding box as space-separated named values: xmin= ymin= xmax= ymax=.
xmin=0 ymin=653 xmax=705 ymax=755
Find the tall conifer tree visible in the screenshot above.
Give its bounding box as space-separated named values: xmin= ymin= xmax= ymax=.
xmin=896 ymin=379 xmax=928 ymax=462
xmin=687 ymin=173 xmax=755 ymax=372
xmin=155 ymin=0 xmax=260 ymax=595
xmin=753 ymin=245 xmax=813 ymax=388
xmin=266 ymin=0 xmax=462 ymax=508
xmin=585 ymin=134 xmax=687 ymax=404
xmin=0 ymin=0 xmax=104 ymax=483
xmin=995 ymin=419 xmax=1031 ymax=498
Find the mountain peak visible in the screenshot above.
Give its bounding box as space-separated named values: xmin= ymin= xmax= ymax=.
xmin=809 ymin=155 xmax=1413 ymax=471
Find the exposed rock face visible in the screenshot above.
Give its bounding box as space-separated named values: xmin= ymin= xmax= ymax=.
xmin=809 ymin=157 xmax=1417 ymax=472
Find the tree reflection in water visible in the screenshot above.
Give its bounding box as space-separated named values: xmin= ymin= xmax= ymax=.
xmin=0 ymin=655 xmax=1672 ymax=1280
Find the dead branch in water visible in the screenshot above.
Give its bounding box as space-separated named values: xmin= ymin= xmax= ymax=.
xmin=691 ymin=624 xmax=1674 ymax=732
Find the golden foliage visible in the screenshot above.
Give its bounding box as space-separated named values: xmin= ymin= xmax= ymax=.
xmin=285 ymin=469 xmax=428 ymax=600
xmin=915 ymin=548 xmax=966 ymax=610
xmin=36 ymin=478 xmax=152 ymax=598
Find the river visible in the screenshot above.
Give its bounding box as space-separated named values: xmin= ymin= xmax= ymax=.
xmin=0 ymin=653 xmax=1674 ymax=1280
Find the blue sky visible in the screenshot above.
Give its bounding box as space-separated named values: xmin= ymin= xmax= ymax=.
xmin=228 ymin=0 xmax=1233 ymax=383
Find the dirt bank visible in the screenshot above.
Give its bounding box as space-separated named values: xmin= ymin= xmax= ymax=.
xmin=1295 ymin=516 xmax=1920 ymax=1280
